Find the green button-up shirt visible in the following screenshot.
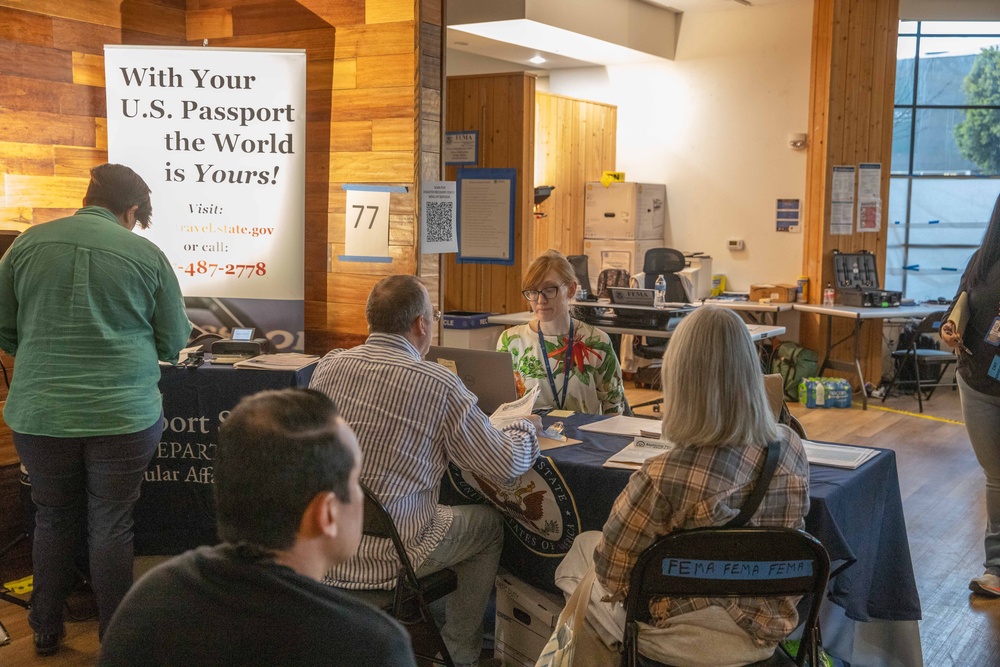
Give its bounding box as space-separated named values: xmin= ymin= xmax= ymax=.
xmin=0 ymin=206 xmax=190 ymax=437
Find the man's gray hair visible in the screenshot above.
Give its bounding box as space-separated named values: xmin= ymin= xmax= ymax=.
xmin=366 ymin=275 xmax=428 ymax=335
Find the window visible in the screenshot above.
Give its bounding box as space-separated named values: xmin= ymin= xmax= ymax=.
xmin=888 ymin=21 xmax=1000 ymax=301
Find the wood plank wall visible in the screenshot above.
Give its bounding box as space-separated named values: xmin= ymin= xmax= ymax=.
xmin=533 ymin=92 xmax=617 ymax=259
xmin=443 ymin=73 xmax=535 ymax=314
xmin=802 ymin=0 xmax=900 ymax=387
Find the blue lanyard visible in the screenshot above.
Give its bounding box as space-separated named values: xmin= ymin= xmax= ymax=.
xmin=538 ymin=320 xmax=574 ymax=410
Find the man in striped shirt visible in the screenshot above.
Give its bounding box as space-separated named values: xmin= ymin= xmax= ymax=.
xmin=310 ymin=275 xmax=539 ymax=667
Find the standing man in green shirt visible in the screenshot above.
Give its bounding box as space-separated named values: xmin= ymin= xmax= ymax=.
xmin=0 ymin=163 xmax=190 ymax=656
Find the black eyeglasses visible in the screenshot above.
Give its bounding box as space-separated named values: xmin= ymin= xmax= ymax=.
xmin=522 ymin=283 xmax=565 ymax=302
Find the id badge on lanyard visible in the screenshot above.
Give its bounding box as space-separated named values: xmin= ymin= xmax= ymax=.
xmin=986 ymin=305 xmax=1000 ymax=382
xmin=539 ymin=321 xmax=574 ymax=410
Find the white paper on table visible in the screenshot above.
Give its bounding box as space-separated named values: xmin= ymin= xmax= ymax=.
xmin=802 ymin=440 xmax=879 ymax=469
xmin=604 ymin=437 xmax=675 ymax=469
xmin=578 ymin=415 xmax=660 ymax=438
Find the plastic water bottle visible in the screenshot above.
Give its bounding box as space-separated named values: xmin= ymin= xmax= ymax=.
xmin=654 ymin=274 xmax=667 ymax=308
xmin=822 ymin=283 xmax=835 ymax=307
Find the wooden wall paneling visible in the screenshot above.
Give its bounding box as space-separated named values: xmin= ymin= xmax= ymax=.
xmin=72 ymin=52 xmax=106 ymax=87
xmin=801 ymin=0 xmax=899 ymax=389
xmin=51 ymin=20 xmax=120 ymax=56
xmin=0 ymin=6 xmax=54 ymax=46
xmin=231 ymin=1 xmax=332 ymax=35
xmin=121 ymin=1 xmax=186 ymax=39
xmin=533 ymin=92 xmax=617 ymax=260
xmin=186 ymin=8 xmax=233 ymax=40
xmin=0 ymin=142 xmax=54 ymax=176
xmin=0 ymin=1 xmax=124 ymax=27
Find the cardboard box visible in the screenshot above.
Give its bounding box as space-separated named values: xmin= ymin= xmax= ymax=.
xmin=583 ymin=238 xmax=661 ymax=283
xmin=494 ymin=572 xmax=565 ymax=667
xmin=749 ymin=283 xmax=798 ymax=303
xmin=584 ymin=182 xmax=666 ymax=240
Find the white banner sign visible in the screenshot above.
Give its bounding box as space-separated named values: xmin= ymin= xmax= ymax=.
xmin=104 ymin=46 xmax=305 ymax=300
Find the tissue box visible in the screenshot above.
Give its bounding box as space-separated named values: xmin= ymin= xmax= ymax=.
xmin=798 ymin=377 xmax=852 ymax=409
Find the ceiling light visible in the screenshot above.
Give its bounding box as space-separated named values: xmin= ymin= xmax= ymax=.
xmin=528 ymin=55 xmax=546 ymax=65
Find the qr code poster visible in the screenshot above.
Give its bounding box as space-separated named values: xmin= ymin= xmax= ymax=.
xmin=420 ymin=181 xmax=458 ymax=254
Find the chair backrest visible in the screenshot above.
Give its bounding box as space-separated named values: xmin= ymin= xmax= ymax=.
xmin=640 ymin=248 xmax=688 ymax=300
xmin=642 ymin=248 xmax=686 ymax=276
xmin=567 ymin=254 xmax=593 ymax=296
xmin=624 ymin=527 xmax=830 ymax=666
xmin=360 ymin=482 xmax=421 ymax=588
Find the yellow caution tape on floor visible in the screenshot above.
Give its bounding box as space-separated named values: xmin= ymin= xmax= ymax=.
xmin=2 ymin=574 xmax=33 ymax=594
xmin=867 ymin=404 xmax=965 ymax=425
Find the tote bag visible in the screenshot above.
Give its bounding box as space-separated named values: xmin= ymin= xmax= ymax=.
xmin=534 ymin=567 xmax=597 ymax=667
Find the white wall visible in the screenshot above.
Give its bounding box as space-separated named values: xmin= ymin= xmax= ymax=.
xmin=545 ymin=0 xmax=814 ymax=292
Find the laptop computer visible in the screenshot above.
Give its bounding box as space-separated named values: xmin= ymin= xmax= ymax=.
xmin=609 ymin=287 xmax=656 ymax=307
xmin=426 ymin=346 xmax=519 ymax=414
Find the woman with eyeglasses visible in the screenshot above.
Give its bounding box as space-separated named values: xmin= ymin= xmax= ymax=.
xmin=497 ymin=250 xmax=624 ymax=414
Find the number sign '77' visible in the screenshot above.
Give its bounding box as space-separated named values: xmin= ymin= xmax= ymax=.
xmin=344 ymin=189 xmax=390 ymax=259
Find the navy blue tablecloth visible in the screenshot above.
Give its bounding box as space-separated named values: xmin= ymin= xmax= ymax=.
xmin=133 ymin=363 xmax=315 ymax=555
xmin=444 ymin=413 xmax=920 ymax=624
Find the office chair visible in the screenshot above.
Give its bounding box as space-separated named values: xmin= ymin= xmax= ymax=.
xmin=881 ymin=311 xmax=957 ymax=413
xmin=342 ymin=484 xmax=458 ymax=667
xmin=567 ymin=254 xmax=595 ymax=301
xmin=639 ymin=248 xmax=688 ymax=299
xmin=622 ymin=527 xmax=831 ymax=667
xmin=630 ymin=249 xmax=688 ymax=412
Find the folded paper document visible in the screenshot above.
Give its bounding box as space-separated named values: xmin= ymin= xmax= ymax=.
xmin=604 ymin=437 xmax=675 ymax=469
xmin=490 ymin=385 xmax=540 ymax=429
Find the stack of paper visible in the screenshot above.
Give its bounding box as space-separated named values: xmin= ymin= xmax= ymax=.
xmin=232 ymin=353 xmax=320 ymax=371
xmin=578 ymin=416 xmax=661 ymax=438
xmin=603 ymin=437 xmax=675 ymax=469
xmin=802 ymin=440 xmax=879 ymax=469
xmin=490 ymin=385 xmax=540 ymax=429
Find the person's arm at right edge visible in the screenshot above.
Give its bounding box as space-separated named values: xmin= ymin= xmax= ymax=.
xmin=151 ymin=252 xmax=192 ymax=363
xmin=441 ymin=381 xmax=538 ymax=481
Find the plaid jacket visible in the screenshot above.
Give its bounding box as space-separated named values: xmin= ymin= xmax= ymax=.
xmin=594 ymin=425 xmax=810 ymax=645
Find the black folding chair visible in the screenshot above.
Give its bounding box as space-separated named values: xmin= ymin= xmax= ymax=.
xmin=881 ymin=311 xmax=957 ymax=413
xmin=343 ymin=483 xmax=458 ymax=667
xmin=622 ymin=527 xmax=830 ymax=667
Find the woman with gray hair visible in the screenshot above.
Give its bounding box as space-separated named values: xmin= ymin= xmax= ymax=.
xmin=554 ymin=306 xmax=810 ymax=667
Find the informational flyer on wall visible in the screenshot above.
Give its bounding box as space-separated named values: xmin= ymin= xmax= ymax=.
xmin=104 ymin=46 xmax=306 ymax=351
xmin=456 ymin=168 xmax=515 ymax=265
xmin=856 ymin=163 xmax=882 ymax=232
xmin=420 ymin=181 xmax=458 ymax=254
xmin=830 ymin=166 xmax=855 ymax=236
xmin=776 ymin=198 xmax=801 ymax=233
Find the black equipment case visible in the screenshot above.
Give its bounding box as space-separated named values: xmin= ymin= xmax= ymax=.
xmin=832 ymin=249 xmax=902 ymax=308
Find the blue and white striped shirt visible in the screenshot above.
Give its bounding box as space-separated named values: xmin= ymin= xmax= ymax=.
xmin=309 ymin=333 xmax=539 ymax=589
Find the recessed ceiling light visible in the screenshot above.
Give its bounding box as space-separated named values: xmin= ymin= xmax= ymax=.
xmin=529 ymin=55 xmax=546 ymax=65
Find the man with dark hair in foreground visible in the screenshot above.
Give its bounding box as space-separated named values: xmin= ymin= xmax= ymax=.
xmin=98 ymin=388 xmax=417 ymax=667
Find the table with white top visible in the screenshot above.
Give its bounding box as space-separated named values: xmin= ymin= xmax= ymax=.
xmin=487 ymin=310 xmax=786 ymax=343
xmin=695 ymin=298 xmax=796 ymax=326
xmin=792 ymin=303 xmax=944 ymax=409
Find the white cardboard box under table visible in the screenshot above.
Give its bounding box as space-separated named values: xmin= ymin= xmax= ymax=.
xmin=494 ymin=572 xmax=566 ymax=667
